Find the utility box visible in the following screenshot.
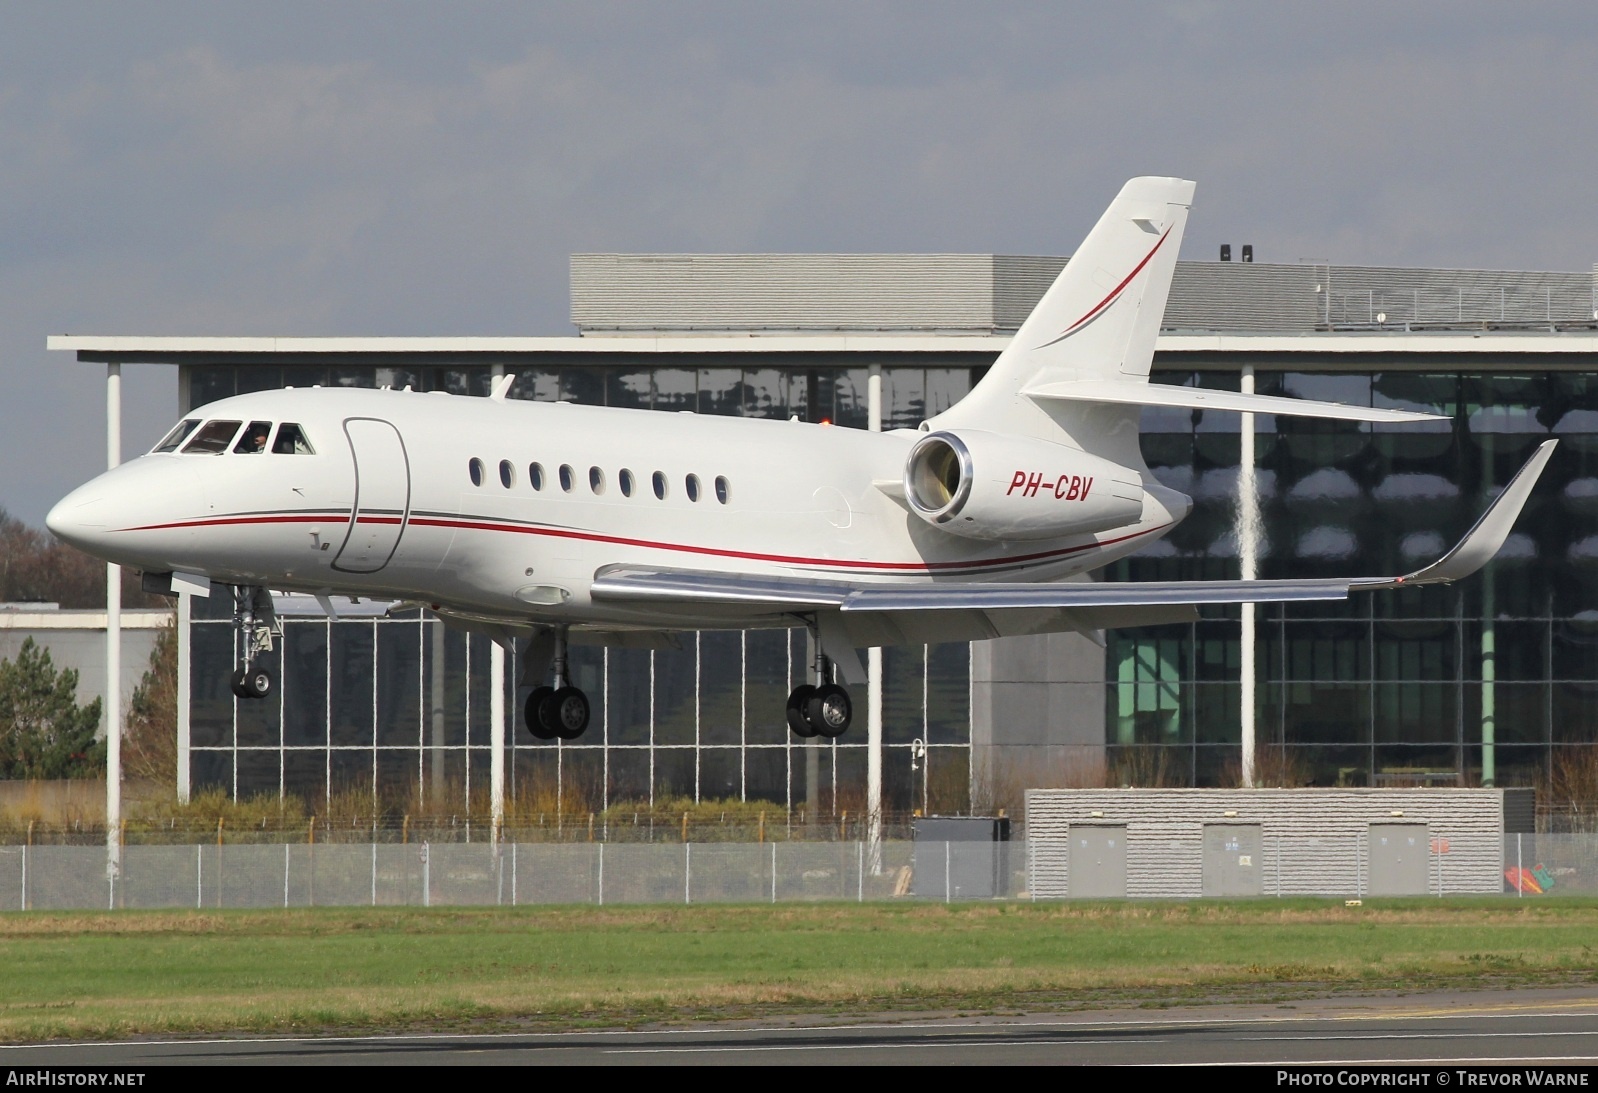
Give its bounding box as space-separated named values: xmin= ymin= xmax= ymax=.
xmin=1068 ymin=824 xmax=1128 ymax=898
xmin=912 ymin=816 xmax=1012 ymax=899
xmin=1202 ymin=823 xmax=1264 ymax=896
xmin=1367 ymin=823 xmax=1430 ymax=895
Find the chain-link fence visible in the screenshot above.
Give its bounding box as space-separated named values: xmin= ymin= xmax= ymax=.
xmin=3 ymin=836 xmax=1594 ymax=909
xmin=0 ymin=840 xmax=1030 ymax=910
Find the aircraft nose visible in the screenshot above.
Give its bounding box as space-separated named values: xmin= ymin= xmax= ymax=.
xmin=45 ymin=481 xmax=111 ymax=553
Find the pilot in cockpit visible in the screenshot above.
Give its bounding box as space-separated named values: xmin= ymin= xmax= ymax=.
xmin=235 ymin=422 xmax=271 ymax=454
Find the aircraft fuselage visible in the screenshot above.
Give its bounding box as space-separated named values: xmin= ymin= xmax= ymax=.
xmin=47 ymin=385 xmax=1190 ymax=636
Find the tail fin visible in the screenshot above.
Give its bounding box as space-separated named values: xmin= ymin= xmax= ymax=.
xmin=929 ymin=177 xmax=1194 ymax=463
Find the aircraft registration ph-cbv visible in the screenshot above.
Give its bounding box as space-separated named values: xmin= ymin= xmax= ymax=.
xmin=48 ymin=177 xmax=1556 ymax=742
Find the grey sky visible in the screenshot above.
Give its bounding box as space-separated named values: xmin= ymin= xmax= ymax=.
xmin=4 ymin=2 xmax=1595 ymax=524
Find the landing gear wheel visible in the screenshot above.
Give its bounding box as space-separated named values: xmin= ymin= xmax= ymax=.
xmin=244 ymin=668 xmax=273 ymax=699
xmin=806 ymin=683 xmax=852 ymax=738
xmin=524 ymin=686 xmax=556 ymax=740
xmin=230 ymin=667 xmax=271 ymax=700
xmin=786 ymin=685 xmax=818 ymax=738
xmin=540 ymin=686 xmax=590 ymax=740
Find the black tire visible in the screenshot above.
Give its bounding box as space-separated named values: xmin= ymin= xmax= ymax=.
xmin=245 ymin=668 xmax=273 ymax=699
xmin=786 ymin=685 xmax=818 ymax=738
xmin=229 ymin=669 xmax=250 ymax=699
xmin=524 ymin=686 xmax=556 ymax=740
xmin=541 ymin=686 xmax=590 ymax=740
xmin=806 ymin=683 xmax=852 ymax=738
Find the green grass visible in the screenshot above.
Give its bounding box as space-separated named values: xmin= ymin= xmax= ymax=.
xmin=1 ymin=899 xmax=1596 ymax=1041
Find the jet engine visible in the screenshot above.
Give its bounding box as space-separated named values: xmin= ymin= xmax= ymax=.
xmin=903 ymin=429 xmax=1145 ymax=540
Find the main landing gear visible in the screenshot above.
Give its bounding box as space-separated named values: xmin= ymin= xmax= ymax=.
xmin=785 ymin=628 xmax=853 ymax=740
xmin=227 ymin=585 xmax=277 ymax=700
xmin=523 ymin=626 xmax=591 ymax=742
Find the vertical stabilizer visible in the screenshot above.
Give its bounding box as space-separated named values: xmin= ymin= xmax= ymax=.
xmin=929 ymin=177 xmax=1194 ymax=467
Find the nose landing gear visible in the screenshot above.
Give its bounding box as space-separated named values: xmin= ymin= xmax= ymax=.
xmin=522 ymin=627 xmax=590 ymax=741
xmin=227 ymin=586 xmax=278 ymax=700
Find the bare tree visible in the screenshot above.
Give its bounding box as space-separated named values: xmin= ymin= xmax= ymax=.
xmin=0 ymin=507 xmax=164 ymax=608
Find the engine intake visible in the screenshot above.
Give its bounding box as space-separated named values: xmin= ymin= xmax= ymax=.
xmin=904 ymin=429 xmax=1145 ymax=540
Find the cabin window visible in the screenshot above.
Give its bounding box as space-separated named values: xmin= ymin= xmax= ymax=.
xmin=529 ymin=463 xmax=545 ymax=491
xmin=499 ymin=460 xmax=515 ymax=488
xmin=686 ymin=474 xmax=701 ymax=502
xmin=589 ymin=466 xmax=605 ymax=495
xmin=469 ymin=458 xmax=484 ymax=486
xmin=182 ymin=420 xmax=244 ymax=455
xmin=559 ymin=464 xmax=574 ymax=492
xmin=233 ymin=421 xmax=273 ymax=455
xmin=272 ymin=424 xmax=314 ymax=454
xmin=652 ymin=471 xmax=667 ymax=500
xmin=619 ymin=469 xmax=635 ymax=497
xmin=153 ymin=420 xmax=199 ymax=453
xmin=715 ymin=476 xmax=730 ymax=504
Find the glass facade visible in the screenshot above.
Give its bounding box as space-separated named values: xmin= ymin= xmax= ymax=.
xmin=183 ymin=360 xmax=1598 ymax=805
xmin=1110 ymin=369 xmax=1598 ymax=787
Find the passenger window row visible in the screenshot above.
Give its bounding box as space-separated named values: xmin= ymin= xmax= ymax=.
xmin=468 ymin=459 xmax=730 ymax=504
xmin=155 ymin=419 xmax=315 ymax=455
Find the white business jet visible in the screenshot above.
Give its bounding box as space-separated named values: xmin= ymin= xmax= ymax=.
xmin=47 ymin=177 xmax=1556 ymax=743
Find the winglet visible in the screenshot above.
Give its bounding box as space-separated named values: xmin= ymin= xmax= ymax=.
xmin=1357 ymin=439 xmax=1557 ymax=590
xmin=489 ymin=373 xmax=517 ymax=402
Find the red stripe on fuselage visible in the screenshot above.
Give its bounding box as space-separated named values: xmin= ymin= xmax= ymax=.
xmin=117 ymin=510 xmax=1170 ymax=576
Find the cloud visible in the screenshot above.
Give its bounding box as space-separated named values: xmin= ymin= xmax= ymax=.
xmin=4 ymin=2 xmax=1598 ymax=522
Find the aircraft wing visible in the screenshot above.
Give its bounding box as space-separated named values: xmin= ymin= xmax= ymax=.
xmin=592 ymin=440 xmax=1556 ymax=621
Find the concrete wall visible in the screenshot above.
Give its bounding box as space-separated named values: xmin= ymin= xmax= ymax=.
xmin=1025 ymin=787 xmax=1508 ymax=898
xmin=971 ymin=631 xmax=1107 ymax=798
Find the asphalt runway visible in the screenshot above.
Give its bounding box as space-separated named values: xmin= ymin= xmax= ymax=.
xmin=7 ymin=988 xmax=1598 ymax=1066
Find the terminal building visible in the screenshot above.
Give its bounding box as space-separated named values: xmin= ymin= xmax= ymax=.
xmin=51 ymin=254 xmax=1598 ymax=813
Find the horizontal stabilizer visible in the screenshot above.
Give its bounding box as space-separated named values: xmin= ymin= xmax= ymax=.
xmin=1023 ymin=380 xmax=1444 ymax=423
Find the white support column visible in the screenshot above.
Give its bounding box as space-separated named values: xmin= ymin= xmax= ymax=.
xmin=866 ymin=365 xmax=883 ymax=872
xmin=177 ymin=588 xmax=192 ymax=802
xmin=105 ymin=363 xmax=123 ymax=884
xmin=1238 ymin=365 xmax=1259 ymax=788
xmin=490 ymin=640 xmax=506 ymax=844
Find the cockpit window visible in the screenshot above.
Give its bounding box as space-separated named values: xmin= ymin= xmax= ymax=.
xmin=152 ymin=420 xmax=200 ymax=453
xmin=272 ymin=423 xmax=315 ymax=455
xmin=233 ymin=421 xmax=273 ymax=454
xmin=181 ymin=420 xmax=244 ymax=455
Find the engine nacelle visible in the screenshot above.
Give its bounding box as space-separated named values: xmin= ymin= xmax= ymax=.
xmin=904 ymin=429 xmax=1145 ymax=540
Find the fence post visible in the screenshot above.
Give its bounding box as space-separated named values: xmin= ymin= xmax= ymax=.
xmin=20 ymin=843 xmax=26 ymax=912
xmin=597 ymin=842 xmax=604 ymax=907
xmin=1516 ymin=833 xmax=1523 ymax=900
xmin=196 ymin=844 xmax=202 ymax=910
xmin=511 ymin=841 xmax=518 ymax=907
xmin=945 ymin=841 xmax=951 ymax=904
xmin=858 ymin=841 xmax=864 ymax=902
xmin=685 ymin=842 xmax=692 ymax=905
xmin=422 ymin=842 xmax=431 ymax=908
xmin=283 ymin=843 xmax=289 ymax=908
xmin=371 ymin=842 xmax=377 ymax=907
xmin=770 ymin=841 xmax=777 ymax=904
xmin=217 ymin=817 xmax=224 ymax=909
